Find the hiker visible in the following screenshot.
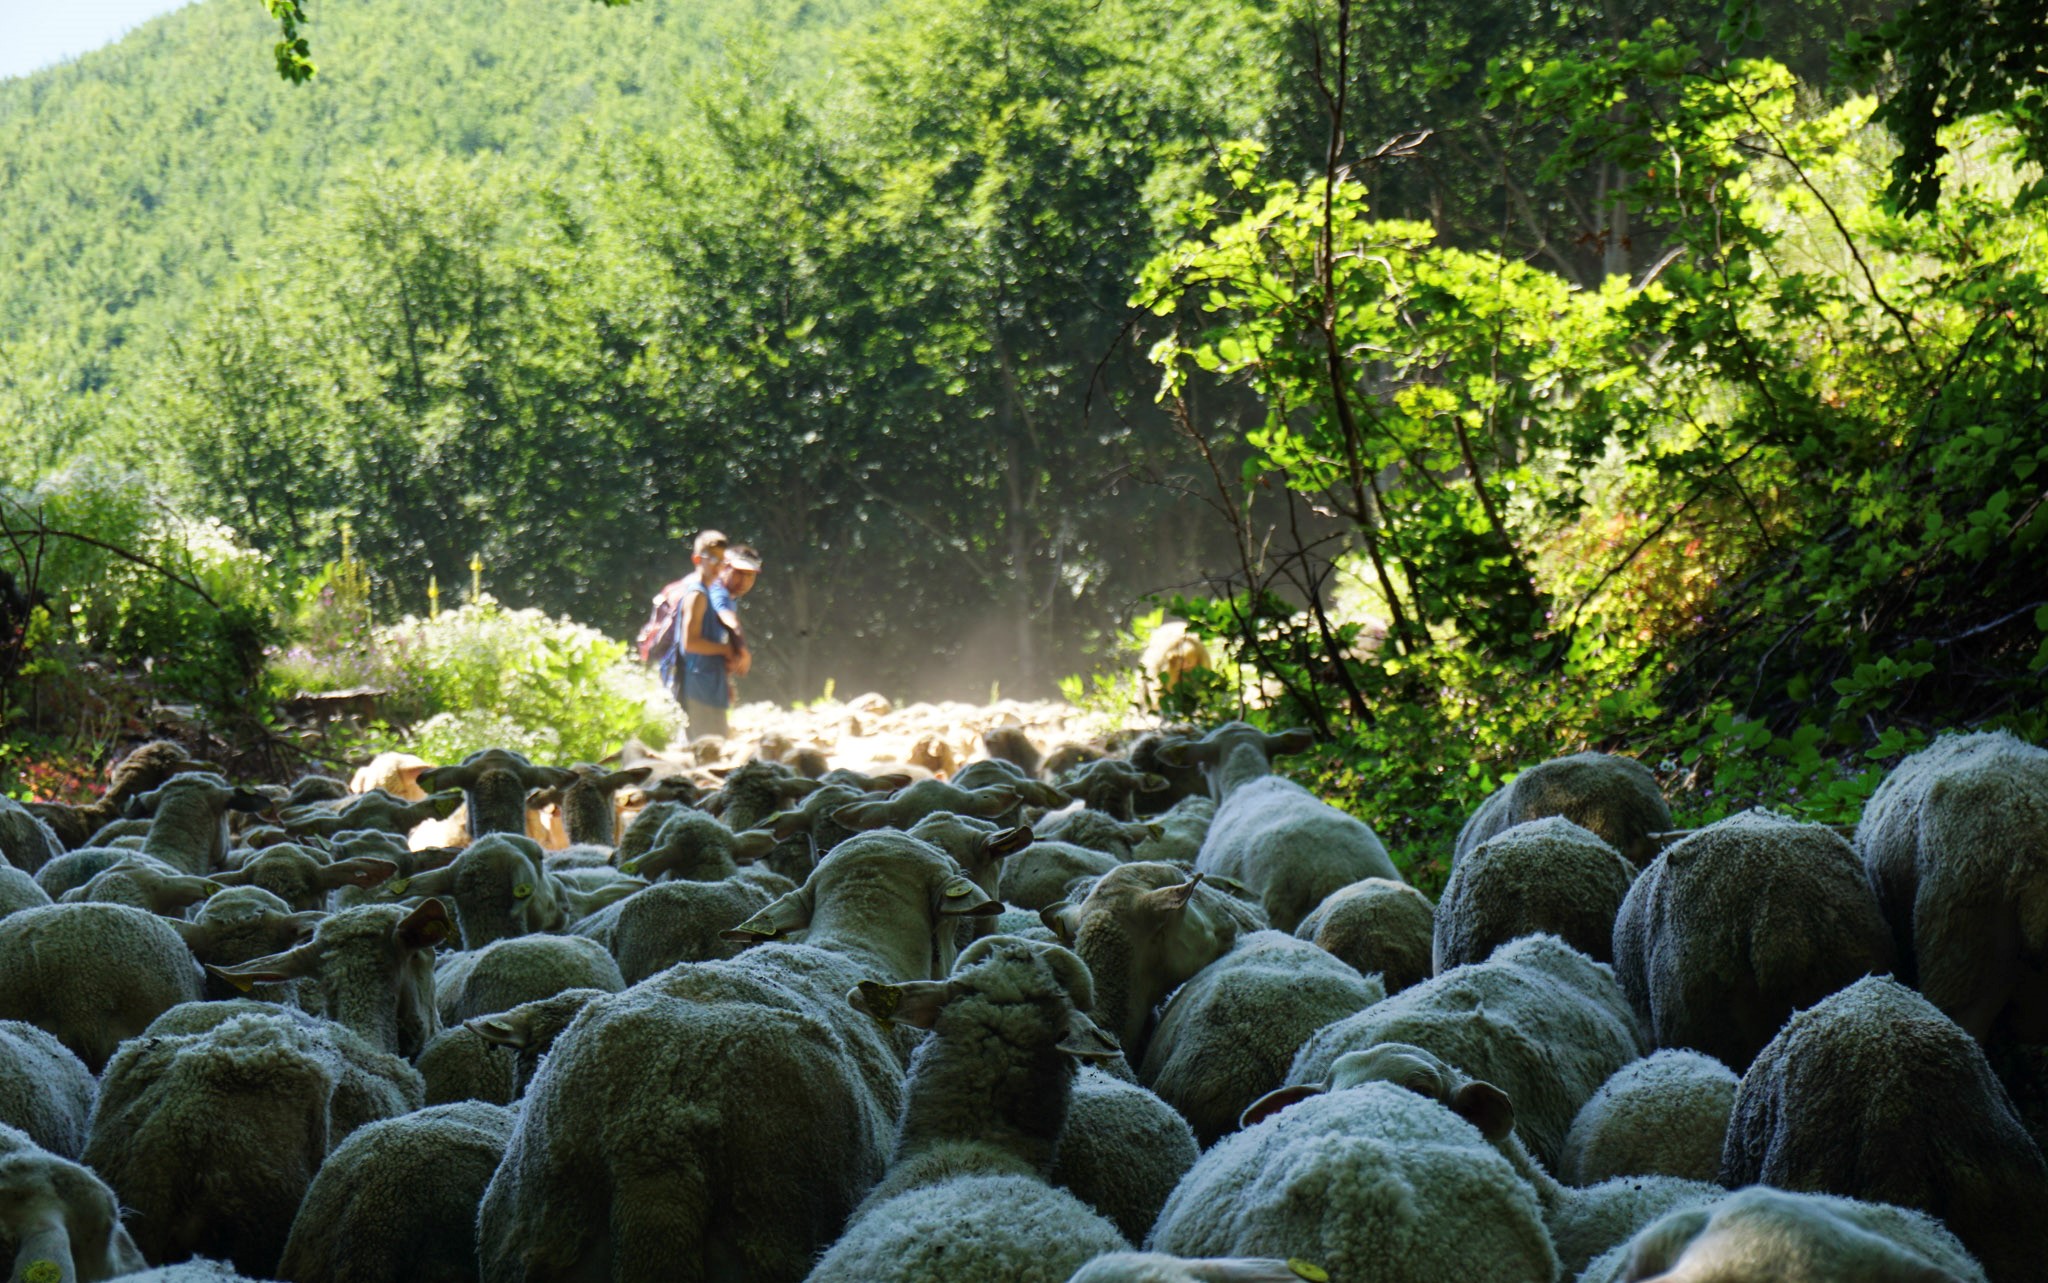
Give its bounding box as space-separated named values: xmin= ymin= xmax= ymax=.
xmin=642 ymin=529 xmax=726 ymax=694
xmin=675 ymin=544 xmax=760 ymax=740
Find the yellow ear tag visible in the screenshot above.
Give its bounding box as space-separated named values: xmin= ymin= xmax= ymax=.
xmin=389 ymin=878 xmax=411 ymax=895
xmin=1287 ymin=1262 xmax=1329 ymax=1282
xmin=944 ymin=884 xmax=970 ymax=898
xmin=513 ymin=883 xmax=533 ymax=899
xmin=619 ymin=861 xmax=641 ymax=876
xmin=857 ymin=981 xmax=903 ymax=1020
xmin=25 ymin=1261 xmax=62 ymax=1283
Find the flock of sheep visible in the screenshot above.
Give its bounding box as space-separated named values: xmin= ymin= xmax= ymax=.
xmin=0 ymin=710 xmax=2043 ymax=1283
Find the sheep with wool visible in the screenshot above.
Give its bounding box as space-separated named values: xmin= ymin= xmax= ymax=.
xmin=753 ymin=782 xmax=870 ymax=881
xmin=529 ymin=763 xmax=654 ymax=849
xmin=1721 ymin=975 xmax=2048 ymax=1283
xmin=416 ymin=1022 xmax=515 ymax=1106
xmin=0 ymin=1021 xmax=95 ymax=1160
xmin=205 ymin=898 xmax=455 ymax=1058
xmin=0 ymin=797 xmax=64 ymax=875
xmin=0 ymin=1122 xmax=148 ymax=1282
xmin=417 ymin=747 xmax=575 ymax=838
xmin=1052 ymin=1066 xmax=1201 ymax=1245
xmin=395 ymin=833 xmax=565 ymax=949
xmin=210 ymin=844 xmax=396 ymax=912
xmin=1562 ymin=1048 xmax=1737 ymax=1185
xmin=1057 ymin=757 xmax=1171 ymax=822
xmin=1163 ymin=722 xmax=1399 ymax=932
xmin=465 ymin=985 xmax=608 ymax=1093
xmin=617 ymin=807 xmax=778 ymax=882
xmin=1032 ymin=807 xmax=1157 ymax=860
xmin=276 ymin=789 xmax=463 ymax=840
xmin=1129 ymin=796 xmax=1214 ymax=866
xmin=595 ymin=870 xmax=795 ymax=982
xmin=1124 ymin=729 xmax=1209 ymax=813
xmin=126 ymin=772 xmax=271 ymax=876
xmin=1454 ymin=751 xmax=1671 ymax=869
xmin=1147 ymin=1075 xmax=1558 ymax=1282
xmin=59 ymin=854 xmax=222 ymax=916
xmin=0 ymin=901 xmax=203 ymax=1071
xmin=1577 ymin=1186 xmax=1988 ymax=1283
xmin=1435 ymin=816 xmax=1636 ymax=969
xmin=435 ymin=932 xmax=624 ymax=1025
xmin=277 ymin=1100 xmax=514 ymax=1283
xmin=1292 ymin=877 xmax=1434 ymax=991
xmin=24 ymin=740 xmax=219 ymax=853
xmin=704 ymin=758 xmax=822 ymax=832
xmin=85 ymin=1001 xmax=422 ymax=1277
xmin=1043 ymin=861 xmax=1268 ymax=1056
xmin=1066 ymin=1255 xmax=1322 ymax=1283
xmin=835 ymin=777 xmax=1023 ymax=831
xmin=477 ymin=831 xmax=1002 ymax=1283
xmin=1288 ymin=932 xmax=1644 ymax=1172
xmin=804 ymin=935 xmax=1130 ymax=1283
xmin=1139 ymin=930 xmax=1384 ymax=1146
xmin=32 ymin=848 xmax=128 ymax=900
xmin=1003 ymin=839 xmax=1124 ymax=911
xmin=1613 ymin=807 xmax=1895 ymax=1072
xmin=1856 ymin=730 xmax=2048 ymax=1044
xmin=170 ymin=885 xmax=321 ymax=1003
xmin=0 ymin=863 xmax=50 ymax=919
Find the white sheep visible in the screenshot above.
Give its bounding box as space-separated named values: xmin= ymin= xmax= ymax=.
xmin=23 ymin=741 xmax=219 ymax=853
xmin=1031 ymin=807 xmax=1157 ymax=860
xmin=277 ymin=1100 xmax=515 ymax=1283
xmin=0 ymin=863 xmax=51 ymax=919
xmin=435 ymin=932 xmax=624 ymax=1025
xmin=0 ymin=1021 xmax=95 ymax=1159
xmin=1287 ymin=932 xmax=1644 ymax=1173
xmin=1855 ymin=730 xmax=2048 ymax=1042
xmin=1454 ymin=751 xmax=1671 ymax=869
xmin=0 ymin=796 xmax=64 ymax=875
xmin=1052 ymin=1066 xmax=1201 ymax=1246
xmin=128 ymin=772 xmax=271 ymax=876
xmin=1578 ymin=1186 xmax=1988 ymax=1283
xmin=1066 ymin=1255 xmax=1321 ymax=1283
xmin=477 ymin=831 xmax=1003 ymax=1283
xmin=84 ymin=1002 xmax=423 ymax=1276
xmin=396 ymin=833 xmax=565 ymax=949
xmin=1722 ymin=975 xmax=2048 ymax=1283
xmin=0 ymin=901 xmax=204 ymax=1071
xmin=1434 ymin=816 xmax=1637 ymax=970
xmin=1003 ymin=839 xmax=1124 ymax=911
xmin=0 ymin=1122 xmax=148 ymax=1282
xmin=276 ymin=789 xmax=463 ymax=840
xmin=1129 ymin=795 xmax=1214 ymax=865
xmin=1140 ymin=930 xmax=1384 ymax=1146
xmin=1292 ymin=877 xmax=1434 ymax=991
xmin=416 ymin=1024 xmax=515 ymax=1107
xmin=169 ymin=885 xmax=321 ymax=1004
xmin=1147 ymin=1077 xmax=1558 ymax=1282
xmin=1164 ymin=722 xmax=1400 ymax=932
xmin=31 ymin=848 xmax=128 ymax=900
xmin=416 ymin=747 xmax=575 ymax=838
xmin=1561 ymin=1049 xmax=1737 ymax=1185
xmin=1613 ymin=807 xmax=1895 ymax=1072
xmin=58 ymin=853 xmax=223 ymax=916
xmin=804 ymin=935 xmax=1130 ymax=1283
xmin=211 ymin=844 xmax=397 ymax=912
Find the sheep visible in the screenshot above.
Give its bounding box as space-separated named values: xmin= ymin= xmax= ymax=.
xmin=276 ymin=789 xmax=463 ymax=839
xmin=58 ymin=854 xmax=222 ymax=916
xmin=0 ymin=796 xmax=64 ymax=875
xmin=1434 ymin=816 xmax=1637 ymax=970
xmin=436 ymin=932 xmax=624 ymax=1025
xmin=1033 ymin=807 xmax=1157 ymax=860
xmin=1041 ymin=741 xmax=1107 ymax=781
xmin=591 ymin=872 xmax=794 ymax=983
xmin=1721 ymin=975 xmax=2048 ymax=1283
xmin=1052 ymin=1066 xmax=1201 ymax=1246
xmin=25 ymin=740 xmax=220 ymax=852
xmin=0 ymin=863 xmax=51 ymax=919
xmin=464 ymin=986 xmax=608 ymax=1094
xmin=1562 ymin=1049 xmax=1738 ymax=1185
xmin=283 ymin=773 xmax=351 ymax=806
xmin=1067 ymin=1256 xmax=1323 ymax=1283
xmin=0 ymin=901 xmax=204 ymax=1071
xmin=1578 ymin=1186 xmax=1990 ymax=1283
xmin=1290 ymin=877 xmax=1433 ymax=992
xmin=1613 ymin=808 xmax=1896 ymax=1072
xmin=1058 ymin=758 xmax=1171 ymax=822
xmin=1256 ymin=1042 xmax=1721 ymax=1274
xmin=394 ymin=833 xmax=564 ymax=949
xmin=705 ymin=757 xmax=821 ymax=832
xmin=528 ymin=763 xmax=654 ymax=848
xmin=417 ymin=747 xmax=575 ymax=838
xmin=1139 ymin=931 xmax=1384 ymax=1146
xmin=980 ymin=725 xmax=1045 ymax=777
xmin=1003 ymin=839 xmax=1124 ymax=911
xmin=1147 ymin=1076 xmax=1558 ymax=1283
xmin=1855 ymin=730 xmax=2048 ymax=1044
xmin=31 ymin=847 xmax=128 ymax=900
xmin=205 ymin=899 xmax=455 ymax=1058
xmin=0 ymin=1122 xmax=149 ymax=1282
xmin=617 ymin=808 xmax=777 ymax=883
xmin=955 ymin=757 xmax=1070 ymax=814
xmin=128 ymin=772 xmax=271 ymax=876
xmin=1163 ymin=722 xmax=1399 ymax=933
xmin=1140 ymin=621 xmax=1212 ymax=698
xmin=835 ymin=778 xmax=1022 ymax=830
xmin=477 ymin=831 xmax=1004 ymax=1283
xmin=1126 ymin=728 xmax=1209 ymax=812
xmin=1455 ymin=751 xmax=1671 ymax=870
xmin=1287 ymin=932 xmax=1644 ymax=1172
xmin=1043 ymin=862 xmax=1268 ymax=1056
xmin=350 ymin=751 xmax=434 ymax=801
xmin=84 ymin=1002 xmax=423 ymax=1277
xmin=277 ymin=1100 xmax=515 ymax=1283
xmin=168 ymin=885 xmax=322 ymax=1003
xmin=416 ymin=1025 xmax=515 ymax=1107
xmin=0 ymin=1022 xmax=95 ymax=1160
xmin=753 ymin=782 xmax=870 ymax=881
xmin=803 ymin=935 xmax=1131 ymax=1283
xmin=1129 ymin=795 xmax=1215 ymax=866
xmin=210 ymin=844 xmax=397 ymax=912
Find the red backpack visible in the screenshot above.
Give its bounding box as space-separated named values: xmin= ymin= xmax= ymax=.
xmin=636 ymin=579 xmax=691 ymax=664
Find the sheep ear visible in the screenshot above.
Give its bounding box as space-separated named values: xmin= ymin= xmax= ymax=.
xmin=868 ymin=773 xmax=914 ymax=793
xmin=833 ymin=802 xmax=891 ymax=831
xmin=466 ymin=1015 xmax=531 ymax=1049
xmin=416 ymin=765 xmax=473 ymax=793
xmin=289 ymin=911 xmax=325 ymax=940
xmin=229 ymin=788 xmax=273 ymax=814
xmin=1041 ymin=901 xmax=1083 ymax=944
xmin=1138 ymin=774 xmax=1170 ymax=792
xmin=721 ymin=886 xmax=816 ymax=941
xmin=397 ymin=898 xmax=455 ymax=949
xmin=761 ymin=810 xmax=809 ymax=840
xmin=1183 ymin=1261 xmax=1329 ymax=1283
xmin=1239 ymin=1083 xmax=1324 ymax=1130
xmin=421 ymin=791 xmax=465 ymax=820
xmin=779 ymin=778 xmax=821 ymax=800
xmin=395 ymin=864 xmax=458 ymax=899
xmin=323 ymin=856 xmax=400 ymax=890
xmin=936 ymin=875 xmax=1002 ymax=917
xmin=602 ymin=766 xmax=655 ymax=790
xmin=208 ymin=941 xmax=324 ymax=990
xmin=1055 ymin=1010 xmax=1121 ymax=1061
xmin=527 ymin=786 xmax=563 ymax=809
xmin=1263 ymin=728 xmax=1316 ymax=757
xmin=1449 ymin=1080 xmax=1516 ymax=1143
xmin=521 ymin=765 xmax=578 ymax=790
xmin=731 ymin=831 xmax=779 ymax=863
xmin=983 ymin=826 xmax=1033 ymax=858
xmin=846 ymin=979 xmax=952 ymax=1028
xmin=1140 ymin=872 xmax=1204 ymax=915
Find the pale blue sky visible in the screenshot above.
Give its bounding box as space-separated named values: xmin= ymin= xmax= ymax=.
xmin=0 ymin=0 xmax=195 ymax=82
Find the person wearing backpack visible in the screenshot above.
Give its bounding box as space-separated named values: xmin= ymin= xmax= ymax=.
xmin=673 ymin=544 xmax=760 ymax=740
xmin=643 ymin=529 xmax=726 ymax=683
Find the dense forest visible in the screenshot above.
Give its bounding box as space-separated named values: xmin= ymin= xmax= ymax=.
xmin=3 ymin=0 xmax=2044 ymax=853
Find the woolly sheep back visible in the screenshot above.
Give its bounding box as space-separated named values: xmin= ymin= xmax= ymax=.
xmin=0 ymin=863 xmax=50 ymax=919
xmin=0 ymin=1021 xmax=95 ymax=1160
xmin=806 ymin=1173 xmax=1128 ymax=1283
xmin=1434 ymin=816 xmax=1636 ymax=969
xmin=1053 ymin=1066 xmax=1200 ymax=1245
xmin=1454 ymin=751 xmax=1671 ymax=869
xmin=1613 ymin=808 xmax=1895 ymax=1072
xmin=1562 ymin=1049 xmax=1737 ymax=1185
xmin=1292 ymin=878 xmax=1433 ymax=992
xmin=0 ymin=900 xmax=203 ymax=1071
xmin=436 ymin=932 xmax=623 ymax=1025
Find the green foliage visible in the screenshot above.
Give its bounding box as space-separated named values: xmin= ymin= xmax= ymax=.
xmin=274 ymin=597 xmax=679 ymax=763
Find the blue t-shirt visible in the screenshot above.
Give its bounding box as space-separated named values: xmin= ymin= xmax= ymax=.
xmin=676 ymin=580 xmax=737 ymax=707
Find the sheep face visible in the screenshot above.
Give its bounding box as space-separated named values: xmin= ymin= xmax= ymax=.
xmin=418 ymin=749 xmax=574 ymax=838
xmin=1044 ymin=862 xmax=1242 ymax=1053
xmin=0 ymin=1135 xmax=149 ymax=1283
